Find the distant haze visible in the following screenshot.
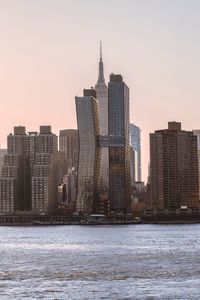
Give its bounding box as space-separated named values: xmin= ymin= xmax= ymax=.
xmin=1 ymin=0 xmax=200 ymax=181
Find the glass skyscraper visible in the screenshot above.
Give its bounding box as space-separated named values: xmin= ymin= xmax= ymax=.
xmin=75 ymin=89 xmax=101 ymax=214
xmin=108 ymin=74 xmax=131 ymax=213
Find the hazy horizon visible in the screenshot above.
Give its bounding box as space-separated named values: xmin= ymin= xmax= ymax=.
xmin=1 ymin=0 xmax=200 ymax=181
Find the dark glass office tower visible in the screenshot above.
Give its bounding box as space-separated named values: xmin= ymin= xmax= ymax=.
xmin=108 ymin=74 xmax=131 ymax=213
xmin=75 ymin=89 xmax=101 ymax=214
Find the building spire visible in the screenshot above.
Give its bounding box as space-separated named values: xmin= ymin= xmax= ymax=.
xmin=97 ymin=40 xmax=105 ymax=83
xmin=100 ymin=40 xmax=102 ymax=61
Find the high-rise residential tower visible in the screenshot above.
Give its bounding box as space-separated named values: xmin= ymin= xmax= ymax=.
xmin=150 ymin=122 xmax=199 ymax=210
xmin=31 ymin=126 xmax=58 ymax=214
xmin=0 ymin=126 xmax=59 ymax=215
xmin=108 ymin=74 xmax=131 ymax=213
xmin=95 ymin=42 xmax=109 ymax=189
xmin=130 ymin=123 xmax=141 ymax=182
xmin=0 ymin=126 xmax=30 ymax=214
xmin=75 ymin=89 xmax=101 ymax=214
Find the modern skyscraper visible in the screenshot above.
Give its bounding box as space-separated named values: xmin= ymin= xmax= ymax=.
xmin=75 ymin=89 xmax=101 ymax=214
xmin=95 ymin=42 xmax=109 ymax=189
xmin=31 ymin=126 xmax=58 ymax=214
xmin=59 ymin=129 xmax=78 ymax=169
xmin=108 ymin=74 xmax=131 ymax=213
xmin=150 ymin=122 xmax=199 ymax=210
xmin=130 ymin=123 xmax=141 ymax=182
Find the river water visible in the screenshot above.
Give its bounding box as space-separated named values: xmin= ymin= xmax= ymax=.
xmin=0 ymin=224 xmax=200 ymax=299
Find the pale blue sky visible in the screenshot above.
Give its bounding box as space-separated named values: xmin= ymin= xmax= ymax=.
xmin=1 ymin=0 xmax=200 ymax=180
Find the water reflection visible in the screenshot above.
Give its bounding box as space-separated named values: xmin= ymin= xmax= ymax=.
xmin=0 ymin=224 xmax=200 ymax=299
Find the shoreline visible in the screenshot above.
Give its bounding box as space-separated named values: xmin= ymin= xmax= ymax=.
xmin=1 ymin=214 xmax=200 ymax=226
xmin=0 ymin=220 xmax=200 ymax=226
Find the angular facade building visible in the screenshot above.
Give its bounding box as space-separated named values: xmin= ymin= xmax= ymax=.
xmin=75 ymin=89 xmax=101 ymax=214
xmin=150 ymin=122 xmax=199 ymax=210
xmin=95 ymin=42 xmax=109 ymax=189
xmin=130 ymin=123 xmax=141 ymax=182
xmin=108 ymin=74 xmax=131 ymax=213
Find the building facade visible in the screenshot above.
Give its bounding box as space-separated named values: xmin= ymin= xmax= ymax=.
xmin=59 ymin=129 xmax=78 ymax=169
xmin=108 ymin=74 xmax=131 ymax=213
xmin=193 ymin=130 xmax=200 ymax=198
xmin=0 ymin=126 xmax=30 ymax=214
xmin=31 ymin=126 xmax=58 ymax=214
xmin=130 ymin=123 xmax=141 ymax=182
xmin=150 ymin=122 xmax=199 ymax=210
xmin=58 ymin=167 xmax=77 ymax=206
xmin=129 ymin=146 xmax=135 ymax=184
xmin=75 ymin=89 xmax=101 ymax=214
xmin=0 ymin=126 xmax=59 ymax=215
xmin=0 ymin=149 xmax=7 ymax=176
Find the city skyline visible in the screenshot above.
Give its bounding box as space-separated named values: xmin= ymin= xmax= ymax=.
xmin=2 ymin=2 xmax=200 ymax=299
xmin=1 ymin=0 xmax=200 ymax=181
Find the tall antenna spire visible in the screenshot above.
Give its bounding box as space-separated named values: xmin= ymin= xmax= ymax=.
xmin=97 ymin=40 xmax=105 ymax=83
xmin=100 ymin=40 xmax=102 ymax=61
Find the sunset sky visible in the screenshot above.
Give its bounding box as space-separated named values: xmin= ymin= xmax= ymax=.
xmin=1 ymin=0 xmax=200 ymax=181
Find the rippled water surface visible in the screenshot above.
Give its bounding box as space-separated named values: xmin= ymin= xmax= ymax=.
xmin=0 ymin=224 xmax=200 ymax=299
